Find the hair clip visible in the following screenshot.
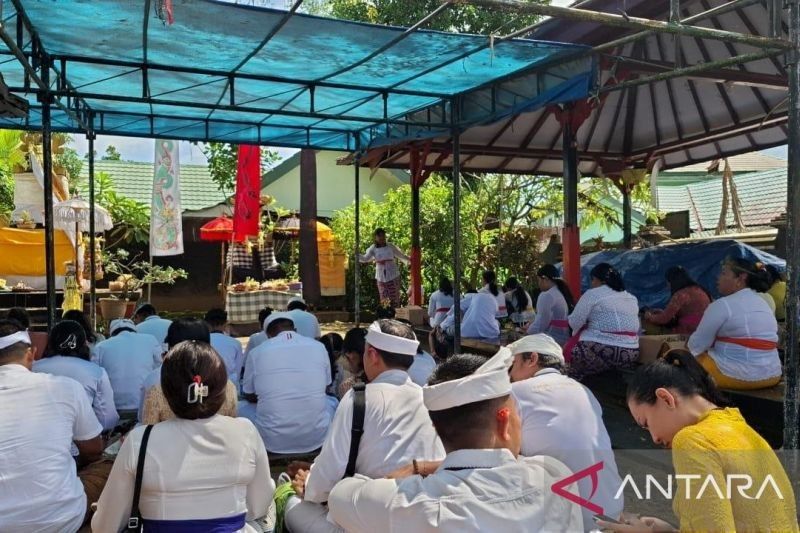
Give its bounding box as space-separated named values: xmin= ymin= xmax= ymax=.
xmin=187 ymin=375 xmax=209 ymax=404
xmin=755 ymin=262 xmax=765 ymax=271
xmin=672 ymin=358 xmax=681 ymax=367
xmin=59 ymin=333 xmax=77 ymax=350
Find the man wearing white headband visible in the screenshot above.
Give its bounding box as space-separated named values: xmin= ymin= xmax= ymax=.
xmin=0 ymin=319 xmax=104 ymax=532
xmin=94 ymin=317 xmax=163 ymax=417
xmin=328 ymin=347 xmax=582 ymax=532
xmin=285 ymin=319 xmax=444 ymax=533
xmin=509 ymin=334 xmax=623 ymax=530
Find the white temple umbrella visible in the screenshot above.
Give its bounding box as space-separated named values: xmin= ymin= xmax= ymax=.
xmin=54 ymin=197 xmax=114 ymax=266
xmin=54 ymin=197 xmax=114 ymax=233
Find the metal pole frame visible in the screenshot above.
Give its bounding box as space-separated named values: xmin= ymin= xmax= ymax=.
xmin=452 ymin=97 xmax=462 ymax=354
xmin=354 ymin=141 xmax=361 ymax=327
xmin=784 ymin=0 xmax=800 ymax=450
xmin=40 ymin=57 xmax=56 ymax=329
xmin=87 ymin=116 xmax=97 ymax=331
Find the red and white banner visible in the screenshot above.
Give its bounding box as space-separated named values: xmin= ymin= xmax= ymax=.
xmin=232 ymin=145 xmax=261 ymax=241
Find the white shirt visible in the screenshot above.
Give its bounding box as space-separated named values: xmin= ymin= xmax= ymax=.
xmin=0 ymin=364 xmax=103 ymax=533
xmin=243 ymin=331 xmax=333 ymax=453
xmin=287 ymin=309 xmax=322 ymax=339
xmin=328 ymin=449 xmax=582 ymax=533
xmin=33 ymin=355 xmax=119 ymax=430
xmin=569 ymin=285 xmax=640 ymax=348
xmin=408 ymin=351 xmax=437 ymax=386
xmin=512 ymin=369 xmax=623 ymax=530
xmin=359 ymin=243 xmax=409 ymax=282
xmin=136 ymin=314 xmax=173 ymax=344
xmin=245 ymin=331 xmax=267 ymax=357
xmin=92 ymin=415 xmax=273 ymax=533
xmin=688 ymin=288 xmax=781 ymax=381
xmin=95 ymin=331 xmax=163 ymax=410
xmin=427 ymin=290 xmax=454 ymax=328
xmin=528 ymin=286 xmax=571 ymax=345
xmin=304 ymin=369 xmax=445 ymax=504
xmin=211 ymin=332 xmax=245 ymax=384
xmin=443 ymin=293 xmax=500 ymax=339
xmin=480 ymin=284 xmax=508 ymax=318
xmin=506 ymin=289 xmax=535 ymax=324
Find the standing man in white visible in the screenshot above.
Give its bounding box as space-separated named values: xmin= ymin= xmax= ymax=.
xmin=359 ymin=228 xmax=409 ymax=308
xmin=508 ymin=334 xmax=624 ymax=530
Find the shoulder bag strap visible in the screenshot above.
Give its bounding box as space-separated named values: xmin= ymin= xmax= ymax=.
xmin=126 ymin=424 xmax=154 ymax=531
xmin=343 ymin=382 xmax=366 ymax=479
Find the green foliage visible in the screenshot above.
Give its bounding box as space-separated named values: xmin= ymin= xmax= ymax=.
xmin=94 ymin=171 xmax=151 ymax=246
xmin=327 ymin=0 xmax=544 ymax=34
xmin=104 ymin=248 xmax=188 ymax=300
xmin=102 ymin=145 xmax=122 ymax=161
xmin=195 ymin=142 xmax=281 ymax=198
xmin=0 ymin=130 xmax=23 ymax=217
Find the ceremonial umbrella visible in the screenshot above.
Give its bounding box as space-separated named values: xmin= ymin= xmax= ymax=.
xmin=53 ymin=197 xmax=114 ymax=266
xmin=199 ymin=215 xmax=244 ymax=293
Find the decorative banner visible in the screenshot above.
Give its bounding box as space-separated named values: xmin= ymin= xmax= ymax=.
xmin=150 ymin=140 xmax=184 ymax=256
xmin=233 ymin=145 xmax=261 ymax=241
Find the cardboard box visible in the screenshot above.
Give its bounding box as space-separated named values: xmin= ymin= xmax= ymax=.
xmin=639 ymin=334 xmax=688 ymax=364
xmin=395 ymin=305 xmax=426 ymax=326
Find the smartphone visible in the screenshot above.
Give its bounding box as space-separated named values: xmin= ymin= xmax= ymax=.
xmin=593 ymin=514 xmax=623 ymax=525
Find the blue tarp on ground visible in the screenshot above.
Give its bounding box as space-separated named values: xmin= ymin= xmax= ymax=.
xmin=568 ymin=241 xmax=785 ymax=309
xmin=0 ymin=0 xmax=595 ymax=150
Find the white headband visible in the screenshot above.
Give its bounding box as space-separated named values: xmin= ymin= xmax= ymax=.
xmin=423 ymin=347 xmax=513 ymax=411
xmin=0 ymin=330 xmax=31 ymax=350
xmin=365 ymin=321 xmax=419 ymax=356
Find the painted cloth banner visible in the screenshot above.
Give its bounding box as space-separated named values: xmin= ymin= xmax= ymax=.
xmin=150 ymin=140 xmax=184 ymax=256
xmin=233 ymin=145 xmax=261 ymax=241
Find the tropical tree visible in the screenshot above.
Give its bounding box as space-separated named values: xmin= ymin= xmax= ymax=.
xmin=327 ymin=0 xmax=543 ymax=34
xmin=195 ymin=142 xmax=281 ymax=197
xmin=0 ymin=130 xmax=24 ymax=217
xmin=102 ymin=145 xmax=122 ymax=161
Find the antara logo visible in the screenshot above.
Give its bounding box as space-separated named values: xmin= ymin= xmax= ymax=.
xmin=614 ymin=474 xmax=785 ymax=501
xmin=551 ymin=461 xmax=605 ymax=515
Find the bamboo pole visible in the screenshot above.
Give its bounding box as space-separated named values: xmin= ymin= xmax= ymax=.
xmin=454 ymin=0 xmax=793 ymax=50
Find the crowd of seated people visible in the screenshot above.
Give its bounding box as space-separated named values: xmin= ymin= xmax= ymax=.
xmin=0 ymin=253 xmax=793 ymax=533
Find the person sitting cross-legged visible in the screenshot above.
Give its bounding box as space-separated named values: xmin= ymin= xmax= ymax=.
xmin=205 ymin=307 xmax=244 ymax=386
xmin=239 ymin=312 xmax=336 ymax=454
xmin=508 ymin=334 xmax=623 ymax=531
xmin=140 ymin=318 xmax=238 ymax=425
xmin=284 ymin=319 xmax=445 ymax=533
xmin=94 ymin=318 xmax=163 ymax=419
xmin=0 ymin=320 xmax=105 ymax=532
xmin=133 ymin=303 xmax=172 ymax=345
xmin=327 ymin=347 xmax=582 ymax=532
xmin=286 ymin=296 xmax=322 ymax=339
xmin=33 ymin=319 xmax=119 ymax=432
xmin=92 ymin=341 xmax=273 ymax=532
xmin=245 ymin=307 xmax=272 ymax=358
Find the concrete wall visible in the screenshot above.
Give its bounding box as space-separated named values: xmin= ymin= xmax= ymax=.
xmin=263 ymin=151 xmax=406 ymax=217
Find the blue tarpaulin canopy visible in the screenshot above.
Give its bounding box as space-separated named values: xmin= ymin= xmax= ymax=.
xmin=565 ymin=241 xmax=785 ymax=309
xmin=0 ymin=0 xmax=595 ymax=150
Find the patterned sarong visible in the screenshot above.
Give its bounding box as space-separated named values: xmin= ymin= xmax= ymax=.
xmin=377 ymin=277 xmax=401 ymax=308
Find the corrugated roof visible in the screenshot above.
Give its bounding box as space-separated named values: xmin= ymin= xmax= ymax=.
xmin=666 ymin=152 xmax=786 ymax=174
xmin=79 ymin=160 xmax=226 ymax=213
xmin=657 ymin=168 xmax=786 ymax=232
